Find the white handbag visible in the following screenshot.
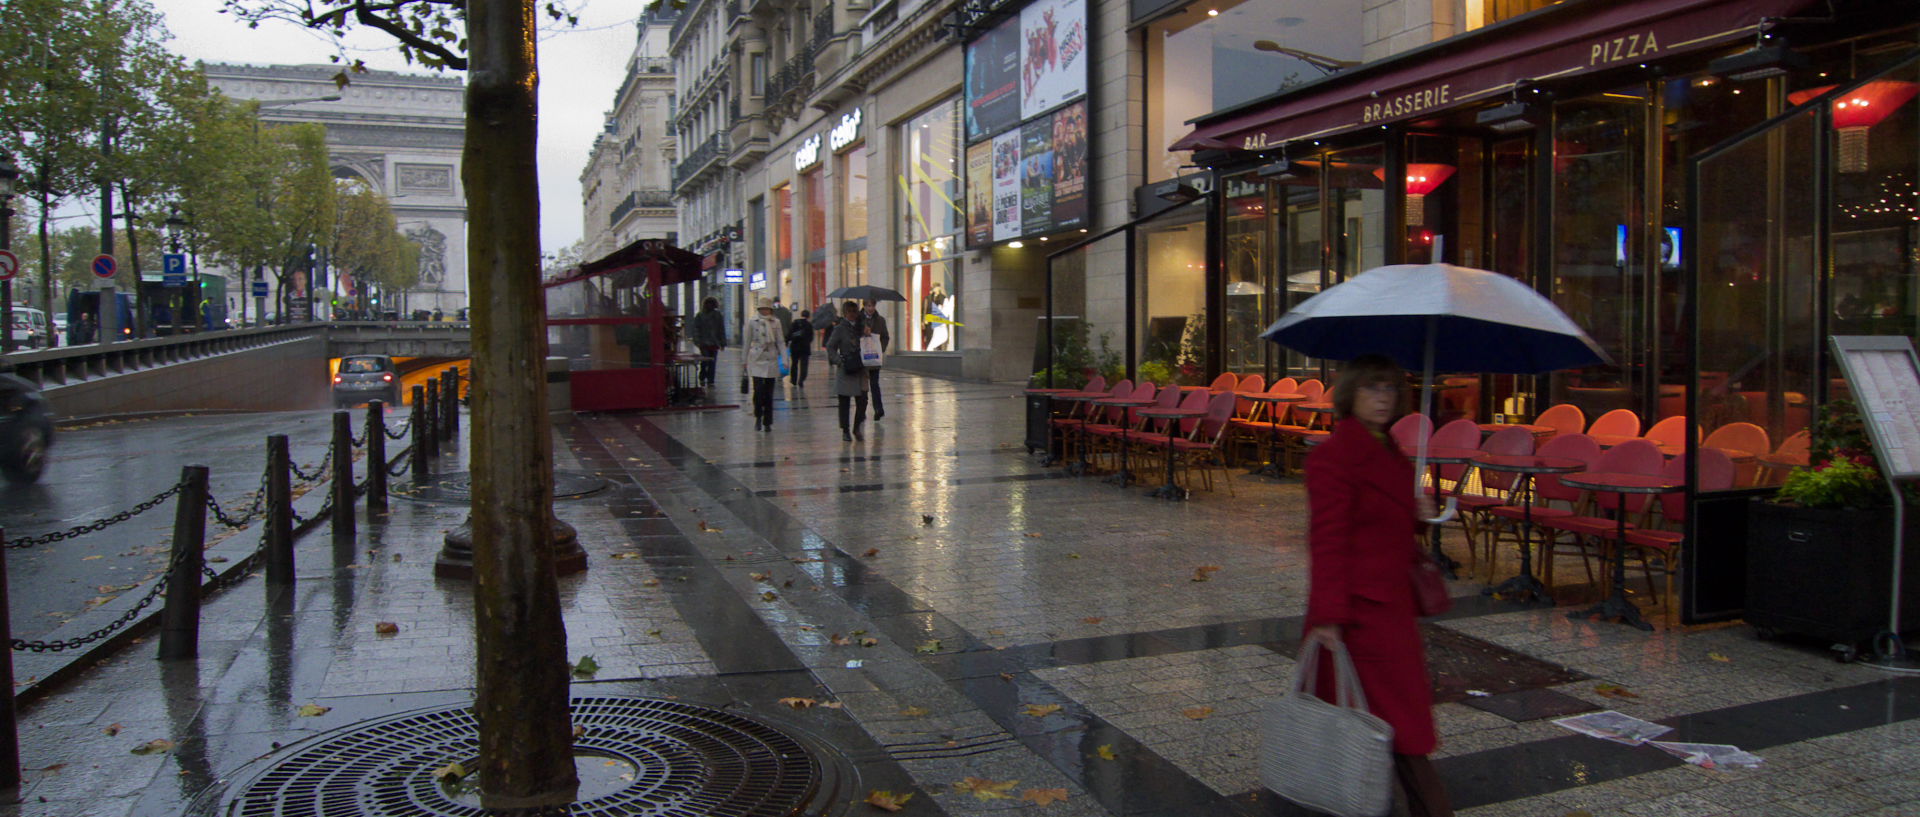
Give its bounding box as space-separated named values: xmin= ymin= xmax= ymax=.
xmin=1260 ymin=639 xmax=1395 ymax=817
xmin=858 ymin=334 xmax=884 ymax=369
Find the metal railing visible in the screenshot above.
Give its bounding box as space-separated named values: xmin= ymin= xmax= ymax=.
xmin=672 ymin=132 xmax=731 ymax=190
xmin=609 ymin=190 xmax=676 ymax=226
xmin=4 ymin=322 xmax=471 ymax=392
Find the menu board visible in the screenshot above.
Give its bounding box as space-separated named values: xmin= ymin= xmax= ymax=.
xmin=1829 ymin=336 xmax=1920 ymax=479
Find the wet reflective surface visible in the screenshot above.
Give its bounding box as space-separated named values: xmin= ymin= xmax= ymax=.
xmin=9 ymin=364 xmax=1920 ymax=816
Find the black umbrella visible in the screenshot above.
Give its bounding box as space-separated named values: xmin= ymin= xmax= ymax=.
xmin=826 ymin=285 xmax=906 ymax=302
xmin=810 ymin=304 xmax=839 ymax=329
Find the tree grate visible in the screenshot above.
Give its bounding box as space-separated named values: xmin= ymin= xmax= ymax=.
xmin=199 ymin=697 xmax=826 ymax=817
xmin=394 ymin=470 xmax=612 ymax=504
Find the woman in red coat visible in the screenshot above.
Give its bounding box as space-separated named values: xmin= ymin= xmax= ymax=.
xmin=1302 ymin=354 xmax=1454 ymax=817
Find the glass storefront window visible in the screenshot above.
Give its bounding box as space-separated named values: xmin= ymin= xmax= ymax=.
xmin=773 ymin=184 xmax=793 ymax=304
xmin=804 ymin=168 xmax=827 ymax=304
xmin=841 ymin=148 xmax=868 ymax=242
xmin=1145 ymin=0 xmax=1362 ymax=182
xmin=1042 ymin=232 xmax=1127 ymax=388
xmin=1137 ymin=205 xmax=1207 ymax=385
xmin=1222 ymin=172 xmax=1271 ymax=377
xmin=900 ymin=98 xmax=965 ymax=350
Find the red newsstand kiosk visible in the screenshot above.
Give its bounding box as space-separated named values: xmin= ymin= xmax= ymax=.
xmin=544 ymin=239 xmax=704 ymax=411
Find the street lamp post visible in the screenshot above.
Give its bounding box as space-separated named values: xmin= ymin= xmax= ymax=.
xmin=0 ymin=157 xmax=18 ymax=354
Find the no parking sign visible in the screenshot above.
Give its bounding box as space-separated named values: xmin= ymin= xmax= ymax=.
xmin=0 ymin=249 xmax=17 ymax=281
xmin=91 ymin=254 xmax=117 ymax=279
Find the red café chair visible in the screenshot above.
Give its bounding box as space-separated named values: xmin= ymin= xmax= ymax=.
xmin=1208 ymin=372 xmax=1239 ymax=393
xmin=1597 ymin=449 xmax=1735 ymax=627
xmin=1074 ymin=379 xmax=1134 ymax=470
xmin=1643 ymin=415 xmax=1694 ymax=454
xmin=1536 ymin=439 xmax=1665 ymax=595
xmin=1755 ymin=429 xmax=1812 ymax=487
xmin=1126 ymin=383 xmax=1185 ymax=471
xmin=1455 ymin=425 xmax=1536 ymax=579
xmin=1277 ymin=379 xmax=1329 ymax=467
xmin=1702 ymin=422 xmax=1770 ymax=487
xmin=1087 ymin=381 xmax=1155 ymax=471
xmin=1484 ymin=433 xmax=1603 ymax=587
xmin=1587 ymin=408 xmax=1641 ymax=443
xmin=1048 ymin=376 xmax=1110 ymax=465
xmin=1231 ymin=378 xmax=1302 ymax=466
xmin=1139 ymin=391 xmax=1238 ymax=495
xmin=1224 ymin=374 xmax=1266 ymax=464
xmin=1534 ymin=403 xmax=1585 ymax=440
xmin=1421 ymin=419 xmax=1484 ymax=560
xmin=1389 ymin=414 xmax=1432 ymax=451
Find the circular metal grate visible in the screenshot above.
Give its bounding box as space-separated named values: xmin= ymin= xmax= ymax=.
xmin=396 ymin=470 xmax=611 ymax=504
xmin=204 ymin=697 xmax=826 ymax=817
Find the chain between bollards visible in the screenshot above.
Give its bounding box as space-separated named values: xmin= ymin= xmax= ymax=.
xmin=331 ymin=411 xmax=355 ymax=545
xmin=0 ymin=528 xmax=17 ymax=788
xmin=366 ymin=401 xmax=388 ymax=516
xmin=159 ymin=465 xmax=210 ymax=661
xmin=410 ymin=385 xmax=429 ymax=480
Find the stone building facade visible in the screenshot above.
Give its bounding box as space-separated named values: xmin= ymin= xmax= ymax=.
xmin=581 ymin=10 xmax=682 ymax=264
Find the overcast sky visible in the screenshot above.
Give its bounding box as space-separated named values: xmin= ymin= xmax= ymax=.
xmin=148 ymin=0 xmax=641 ymax=254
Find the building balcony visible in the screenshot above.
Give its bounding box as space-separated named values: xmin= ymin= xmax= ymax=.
xmin=609 ymin=189 xmax=676 ymax=227
xmin=671 ymin=133 xmax=730 ymax=192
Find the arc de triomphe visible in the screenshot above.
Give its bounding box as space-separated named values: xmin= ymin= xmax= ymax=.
xmin=203 ymin=62 xmax=468 ymax=317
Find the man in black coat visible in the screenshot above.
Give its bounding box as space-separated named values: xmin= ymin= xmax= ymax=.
xmin=786 ymin=310 xmax=814 ymax=387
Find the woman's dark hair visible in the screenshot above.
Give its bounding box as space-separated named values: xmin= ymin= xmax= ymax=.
xmin=799 ymin=310 xmax=810 ymax=318
xmin=702 ymin=297 xmax=718 ymax=310
xmin=841 ymin=300 xmax=861 ymax=315
xmin=1331 ymin=354 xmax=1406 ymax=421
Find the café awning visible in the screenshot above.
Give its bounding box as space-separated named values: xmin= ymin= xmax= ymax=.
xmin=1171 ymin=0 xmax=1813 ymax=153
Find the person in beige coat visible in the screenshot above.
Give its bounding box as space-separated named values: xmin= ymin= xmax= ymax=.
xmin=744 ymin=297 xmax=785 ymax=431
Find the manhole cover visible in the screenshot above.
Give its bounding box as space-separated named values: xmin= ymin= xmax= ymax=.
xmin=396 ymin=470 xmax=610 ymax=504
xmin=198 ymin=697 xmax=833 ymax=817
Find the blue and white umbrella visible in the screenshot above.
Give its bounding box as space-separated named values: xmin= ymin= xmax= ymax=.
xmin=1262 ymin=263 xmax=1608 ymax=519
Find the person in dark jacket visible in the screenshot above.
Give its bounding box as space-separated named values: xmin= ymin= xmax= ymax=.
xmin=689 ymin=297 xmax=726 ymax=387
xmin=823 ymin=301 xmax=870 ymax=441
xmin=1302 ymin=354 xmax=1451 ymax=817
xmin=861 ymin=300 xmax=891 ymax=420
xmin=787 ymin=310 xmax=814 ymax=387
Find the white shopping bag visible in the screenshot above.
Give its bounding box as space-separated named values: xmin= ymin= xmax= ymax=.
xmin=858 ymin=335 xmax=884 ymax=369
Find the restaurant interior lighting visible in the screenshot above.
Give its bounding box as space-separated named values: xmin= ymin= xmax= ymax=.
xmin=1788 ymin=80 xmax=1920 ymax=172
xmin=1475 ymin=101 xmax=1537 ymax=133
xmin=1708 ymin=43 xmax=1807 ymax=81
xmin=1373 ymin=164 xmax=1456 ymax=225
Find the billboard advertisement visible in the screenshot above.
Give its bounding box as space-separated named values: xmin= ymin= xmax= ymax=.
xmin=966 ymin=141 xmax=994 ymax=247
xmin=991 ymin=131 xmax=1023 ymax=242
xmin=1049 ymin=101 xmax=1087 ymax=230
xmin=1020 ymin=119 xmax=1055 ymax=237
xmin=964 ymin=16 xmax=1022 ymax=143
xmin=1019 ymin=0 xmax=1087 ymax=119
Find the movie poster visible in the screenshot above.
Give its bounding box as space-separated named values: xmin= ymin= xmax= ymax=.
xmin=965 ymin=141 xmax=994 ymax=247
xmin=1019 ymin=0 xmax=1087 ymax=120
xmin=1049 ymin=101 xmax=1087 ymax=230
xmin=964 ymin=16 xmax=1022 ymax=142
xmin=1020 ymin=118 xmax=1055 ymax=237
xmin=991 ymin=130 xmax=1023 ymax=241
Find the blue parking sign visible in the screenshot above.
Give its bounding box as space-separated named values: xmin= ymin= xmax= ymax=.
xmin=251 ymin=280 xmax=268 ymax=298
xmin=162 ymin=253 xmax=186 ymax=287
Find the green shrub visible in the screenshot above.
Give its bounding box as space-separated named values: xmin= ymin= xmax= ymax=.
xmin=1777 ymin=457 xmax=1884 ymax=509
xmin=1135 ymin=360 xmax=1175 ymax=385
xmin=1029 ymin=366 xmax=1087 ymax=390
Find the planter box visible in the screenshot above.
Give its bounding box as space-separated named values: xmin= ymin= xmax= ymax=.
xmin=1745 ymin=500 xmax=1920 ymax=656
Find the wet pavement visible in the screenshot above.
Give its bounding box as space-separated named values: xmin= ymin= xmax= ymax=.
xmin=7 ymin=364 xmax=1920 ymax=816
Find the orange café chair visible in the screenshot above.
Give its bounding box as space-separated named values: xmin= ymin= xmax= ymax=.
xmin=1702 ymin=422 xmax=1770 ymax=487
xmin=1534 ymin=403 xmax=1585 ymax=440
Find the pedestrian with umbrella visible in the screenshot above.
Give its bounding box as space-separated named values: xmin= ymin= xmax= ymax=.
xmin=1262 ymin=263 xmax=1605 ymax=817
xmin=828 ymin=285 xmax=906 ymax=421
xmin=823 ymin=300 xmax=872 ymax=440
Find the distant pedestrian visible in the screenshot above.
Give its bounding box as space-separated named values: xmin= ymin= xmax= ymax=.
xmin=771 ymin=301 xmax=793 ymax=339
xmin=861 ymin=300 xmax=890 ymax=420
xmin=744 ymin=297 xmax=783 ymax=432
xmin=787 ymin=310 xmax=814 ymax=387
xmin=1302 ymin=354 xmax=1453 ymax=817
xmin=823 ymin=300 xmax=870 ymax=441
xmin=689 ymin=297 xmax=726 ymax=388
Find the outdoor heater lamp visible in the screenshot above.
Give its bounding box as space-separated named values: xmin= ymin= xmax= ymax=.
xmin=1708 ymin=43 xmax=1807 ymax=81
xmin=1373 ymin=164 xmax=1456 ymax=225
xmin=1788 ymin=80 xmax=1920 ymax=173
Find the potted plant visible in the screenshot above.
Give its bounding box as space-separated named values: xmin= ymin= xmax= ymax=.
xmin=1746 ymin=399 xmax=1920 ymax=660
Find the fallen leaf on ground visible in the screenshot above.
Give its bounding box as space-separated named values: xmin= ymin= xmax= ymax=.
xmin=33 ymin=763 xmax=64 ymax=773
xmin=1096 ymin=744 xmax=1117 ymax=760
xmin=999 ymin=672 xmax=1015 ymax=682
xmin=130 ymin=739 xmax=175 ymax=755
xmin=1082 ymin=616 xmax=1104 ymax=624
xmin=706 ymin=527 xmax=725 ymax=534
xmin=1023 ymin=788 xmax=1070 ymax=806
xmin=82 ymin=555 xmax=103 ymax=561
xmin=1182 ymin=706 xmax=1215 ymax=720
xmin=915 ymin=639 xmax=941 ymax=654
xmin=646 ymin=629 xmax=663 ymax=637
xmin=778 ymin=697 xmax=817 ymax=709
xmin=1708 ymin=652 xmax=1731 ymax=663
xmin=821 ymin=701 xmax=844 ymax=709
xmin=431 ymin=761 xmax=466 ymax=781
xmin=863 ymin=548 xmax=880 ymax=557
xmin=1192 ymin=565 xmax=1223 ymax=582
xmin=830 ymin=633 xmax=853 ymax=646
xmin=572 ymin=725 xmax=587 ymax=738
xmin=760 ymin=591 xmax=779 ymax=602
xmin=611 ymin=552 xmax=640 ymax=560
xmin=792 ymin=557 xmax=822 ymax=563
xmin=1024 ymin=532 xmax=1042 ymax=538
xmin=900 ymin=706 xmax=929 ymax=717
xmin=987 ymin=629 xmax=1007 ymax=636
xmin=102 ymin=722 xmax=123 ymax=736
xmin=1025 ymin=703 xmax=1062 ymax=718
xmin=570 ymin=655 xmax=601 ymax=678
xmin=1594 ymin=683 xmax=1639 ymax=699
xmin=953 ymin=777 xmax=1019 ymax=800
xmin=86 ymin=596 xmax=115 ymax=607
xmin=698 ymin=521 xmax=710 ymax=530
xmin=750 ymin=572 xmax=771 ymax=582
xmin=1067 ymin=552 xmax=1082 ymax=559
xmin=921 ymin=514 xmax=935 ymax=525
xmin=864 ymin=789 xmax=914 ymax=812
xmin=642 ymin=578 xmax=661 ymax=587
xmin=296 ymin=704 xmax=331 ymax=717
xmin=374 ymin=622 xmax=400 ymax=635
xmin=860 ymin=638 xmax=879 ymax=647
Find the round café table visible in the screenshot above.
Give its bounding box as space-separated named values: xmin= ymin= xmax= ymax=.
xmin=1054 ymin=392 xmax=1108 ymax=476
xmin=1591 ymin=434 xmax=1684 ymax=456
xmin=1409 ymin=445 xmax=1485 ymax=578
xmin=1475 ymin=454 xmax=1584 ymax=605
xmin=1095 ymin=397 xmax=1156 ymax=487
xmin=1559 ymin=471 xmax=1682 ymax=632
xmin=1025 ymin=388 xmax=1080 ymax=464
xmin=1139 ymin=406 xmax=1207 ymax=501
xmin=1243 ymin=392 xmax=1308 ymax=478
xmin=1478 ymin=423 xmax=1556 ymax=441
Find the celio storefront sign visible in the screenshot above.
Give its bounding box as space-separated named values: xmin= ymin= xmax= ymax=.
xmin=795 ymin=108 xmax=863 ymax=172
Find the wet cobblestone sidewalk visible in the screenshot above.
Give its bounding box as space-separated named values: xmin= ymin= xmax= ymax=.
xmin=9 ymin=367 xmax=1920 ymax=816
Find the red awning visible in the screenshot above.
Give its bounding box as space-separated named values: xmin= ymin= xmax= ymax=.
xmin=1171 ymin=0 xmax=1812 ymax=153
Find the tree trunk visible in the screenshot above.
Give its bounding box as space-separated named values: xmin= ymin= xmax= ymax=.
xmin=118 ymin=185 xmax=144 ymax=338
xmin=35 ymin=189 xmax=53 ymax=320
xmin=467 ymin=0 xmax=575 ymax=807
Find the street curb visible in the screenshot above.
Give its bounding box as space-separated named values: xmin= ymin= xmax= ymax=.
xmin=12 ymin=472 xmax=339 ymax=707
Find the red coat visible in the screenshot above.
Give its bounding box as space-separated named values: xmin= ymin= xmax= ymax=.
xmin=1303 ymin=417 xmax=1438 ymax=755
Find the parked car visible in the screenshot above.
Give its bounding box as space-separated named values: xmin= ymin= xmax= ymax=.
xmin=8 ymin=308 xmax=48 ymax=349
xmin=0 ymin=374 xmax=53 ymax=483
xmin=332 ymin=355 xmax=400 ymax=408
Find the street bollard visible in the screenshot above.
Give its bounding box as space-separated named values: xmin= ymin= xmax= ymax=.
xmin=159 ymin=465 xmax=210 ymax=661
xmin=331 ymin=411 xmax=355 ymax=545
xmin=0 ymin=529 xmax=19 ymax=788
xmin=410 ymin=385 xmax=429 ymax=480
xmin=423 ymin=379 xmax=441 ymax=458
xmin=265 ymin=435 xmax=293 ymax=586
xmin=366 ymin=400 xmax=388 ymax=515
xmin=444 ymin=368 xmax=460 ymax=438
